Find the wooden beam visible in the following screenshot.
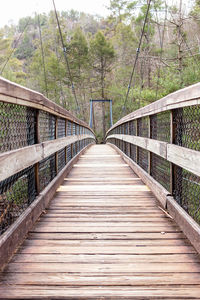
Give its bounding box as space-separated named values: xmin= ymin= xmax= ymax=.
xmin=108 ymin=134 xmax=167 ymax=159
xmin=0 ymin=143 xmax=92 ymax=271
xmin=107 ymin=135 xmax=200 ymax=177
xmin=167 ymin=196 xmax=200 ymax=254
xmin=107 ymin=81 xmax=200 ymax=134
xmin=0 ymin=134 xmax=95 ymax=182
xmin=0 ymin=77 xmax=94 ymax=133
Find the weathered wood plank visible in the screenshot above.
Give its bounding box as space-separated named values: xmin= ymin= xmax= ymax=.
xmin=1 ymin=144 xmax=200 ymax=300
xmin=0 ymin=286 xmax=200 ymax=299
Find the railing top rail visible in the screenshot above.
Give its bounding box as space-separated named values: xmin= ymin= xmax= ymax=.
xmin=0 ymin=76 xmax=93 ymax=132
xmin=107 ymin=82 xmax=200 ymax=134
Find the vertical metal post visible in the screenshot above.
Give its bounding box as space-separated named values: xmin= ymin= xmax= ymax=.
xmin=148 ymin=116 xmax=151 ymax=175
xmin=136 ymin=119 xmax=138 ymax=164
xmin=65 ymin=119 xmax=68 ymax=165
xmin=89 ymin=100 xmax=93 ymax=128
xmin=35 ymin=110 xmax=40 ymax=195
xmin=110 ymin=100 xmax=113 ymax=127
xmin=71 ymin=122 xmax=74 ymax=158
xmin=55 ymin=117 xmax=58 ymax=175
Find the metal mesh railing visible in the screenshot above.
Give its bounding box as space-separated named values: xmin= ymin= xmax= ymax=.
xmin=57 ymin=148 xmax=66 ymax=173
xmin=138 ymin=147 xmax=148 ymax=172
xmin=138 ymin=117 xmax=149 ymax=138
xmin=57 ymin=118 xmax=66 ymax=138
xmin=173 ymin=166 xmax=200 ymax=224
xmin=130 ymin=144 xmax=137 ymax=162
xmin=39 ymin=154 xmax=56 ymax=192
xmin=0 ymin=165 xmax=36 ymax=234
xmin=151 ymin=153 xmax=171 ymax=191
xmin=151 ymin=111 xmax=171 ymax=142
xmin=0 ymin=102 xmax=36 ymax=153
xmin=174 ymin=106 xmax=200 ymax=151
xmin=39 ymin=111 xmax=56 ymax=142
xmin=129 ymin=120 xmax=137 ymax=136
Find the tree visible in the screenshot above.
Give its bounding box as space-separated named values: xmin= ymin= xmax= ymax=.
xmin=90 ymin=31 xmax=115 ymax=140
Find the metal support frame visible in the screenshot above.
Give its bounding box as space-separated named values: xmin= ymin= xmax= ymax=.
xmin=89 ymin=99 xmax=113 ymax=129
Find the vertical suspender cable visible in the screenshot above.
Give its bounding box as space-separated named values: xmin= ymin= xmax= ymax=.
xmin=0 ymin=20 xmax=30 ymax=75
xmin=37 ymin=13 xmax=49 ymax=98
xmin=52 ymin=0 xmax=80 ymax=112
xmin=121 ymin=0 xmax=152 ymax=118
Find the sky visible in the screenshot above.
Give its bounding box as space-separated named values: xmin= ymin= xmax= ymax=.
xmin=0 ymin=0 xmax=111 ymax=27
xmin=0 ymin=0 xmax=195 ymax=28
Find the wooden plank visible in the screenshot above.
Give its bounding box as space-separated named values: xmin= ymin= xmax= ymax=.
xmin=0 ymin=134 xmax=93 ymax=182
xmin=167 ymin=196 xmax=200 ymax=254
xmin=0 ymin=286 xmax=200 ymax=299
xmin=2 ymin=272 xmax=200 ymax=286
xmin=5 ymin=262 xmax=200 ymax=273
xmin=167 ymin=144 xmax=200 ymax=177
xmin=109 ymin=143 xmax=169 ymax=208
xmin=28 ymin=232 xmax=185 ymax=240
xmin=18 ymin=245 xmax=195 ymax=254
xmin=0 ymin=144 xmax=92 ymax=271
xmin=1 ymin=144 xmax=200 ymax=299
xmin=10 ymin=253 xmax=199 ymax=263
xmin=0 ymin=77 xmax=94 ymax=131
xmin=23 ymin=239 xmax=189 ymax=247
xmin=109 ymin=134 xmax=167 ymax=159
xmin=107 ymin=81 xmax=200 ymax=132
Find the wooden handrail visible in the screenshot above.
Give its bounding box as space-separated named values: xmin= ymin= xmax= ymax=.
xmin=0 ymin=76 xmax=94 ymax=131
xmin=107 ymin=82 xmax=200 ymax=134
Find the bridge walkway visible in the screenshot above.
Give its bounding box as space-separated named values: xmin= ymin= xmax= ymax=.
xmin=0 ymin=144 xmax=200 ymax=299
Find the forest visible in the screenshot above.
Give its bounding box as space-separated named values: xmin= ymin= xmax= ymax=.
xmin=0 ymin=0 xmax=199 ymax=140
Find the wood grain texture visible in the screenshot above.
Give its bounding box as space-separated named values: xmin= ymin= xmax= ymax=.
xmin=1 ymin=144 xmax=200 ymax=299
xmin=107 ymin=81 xmax=200 ymax=133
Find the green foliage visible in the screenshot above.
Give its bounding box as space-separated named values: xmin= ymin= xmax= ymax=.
xmin=0 ymin=1 xmax=199 ymax=137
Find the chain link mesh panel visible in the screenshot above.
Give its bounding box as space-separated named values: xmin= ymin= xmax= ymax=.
xmin=138 ymin=147 xmax=148 ymax=172
xmin=138 ymin=117 xmax=149 ymax=138
xmin=173 ymin=106 xmax=200 ymax=151
xmin=67 ymin=121 xmax=72 ymax=136
xmin=0 ymin=166 xmax=36 ymax=235
xmin=39 ymin=154 xmax=56 ymax=192
xmin=67 ymin=145 xmax=72 ymax=162
xmin=130 ymin=144 xmax=137 ymax=162
xmin=57 ymin=148 xmax=66 ymax=173
xmin=39 ymin=111 xmax=56 ymax=142
xmin=151 ymin=153 xmax=170 ymax=191
xmin=129 ymin=120 xmax=137 ymax=136
xmin=73 ymin=123 xmax=76 ymax=135
xmin=151 ymin=111 xmax=171 ymax=142
xmin=0 ymin=102 xmax=36 ymax=153
xmin=173 ymin=166 xmax=200 ymax=225
xmin=57 ymin=118 xmax=66 ymax=138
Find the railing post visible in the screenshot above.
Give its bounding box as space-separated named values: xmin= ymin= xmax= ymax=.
xmin=170 ymin=110 xmax=175 ymax=195
xmin=128 ymin=121 xmax=131 ymax=157
xmin=136 ymin=119 xmax=139 ymax=164
xmin=55 ymin=117 xmax=58 ymax=174
xmin=65 ymin=119 xmax=68 ymax=164
xmin=148 ymin=116 xmax=151 ymax=175
xmin=71 ymin=122 xmax=74 ymax=158
xmin=35 ymin=110 xmax=40 ymax=195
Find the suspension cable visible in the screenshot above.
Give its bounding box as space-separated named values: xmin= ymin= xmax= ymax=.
xmin=37 ymin=13 xmax=49 ymax=98
xmin=0 ymin=20 xmax=30 ymax=75
xmin=155 ymin=0 xmax=167 ymax=100
xmin=121 ymin=0 xmax=152 ymax=117
xmin=52 ymin=0 xmax=80 ymax=112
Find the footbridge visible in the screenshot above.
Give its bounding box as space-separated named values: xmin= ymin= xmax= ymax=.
xmin=0 ymin=77 xmax=200 ymax=299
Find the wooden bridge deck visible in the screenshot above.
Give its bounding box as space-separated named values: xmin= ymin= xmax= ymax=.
xmin=1 ymin=144 xmax=200 ymax=299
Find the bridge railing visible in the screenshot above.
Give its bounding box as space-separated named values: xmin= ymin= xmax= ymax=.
xmin=106 ymin=82 xmax=200 ymax=253
xmin=0 ymin=77 xmax=95 ymax=269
